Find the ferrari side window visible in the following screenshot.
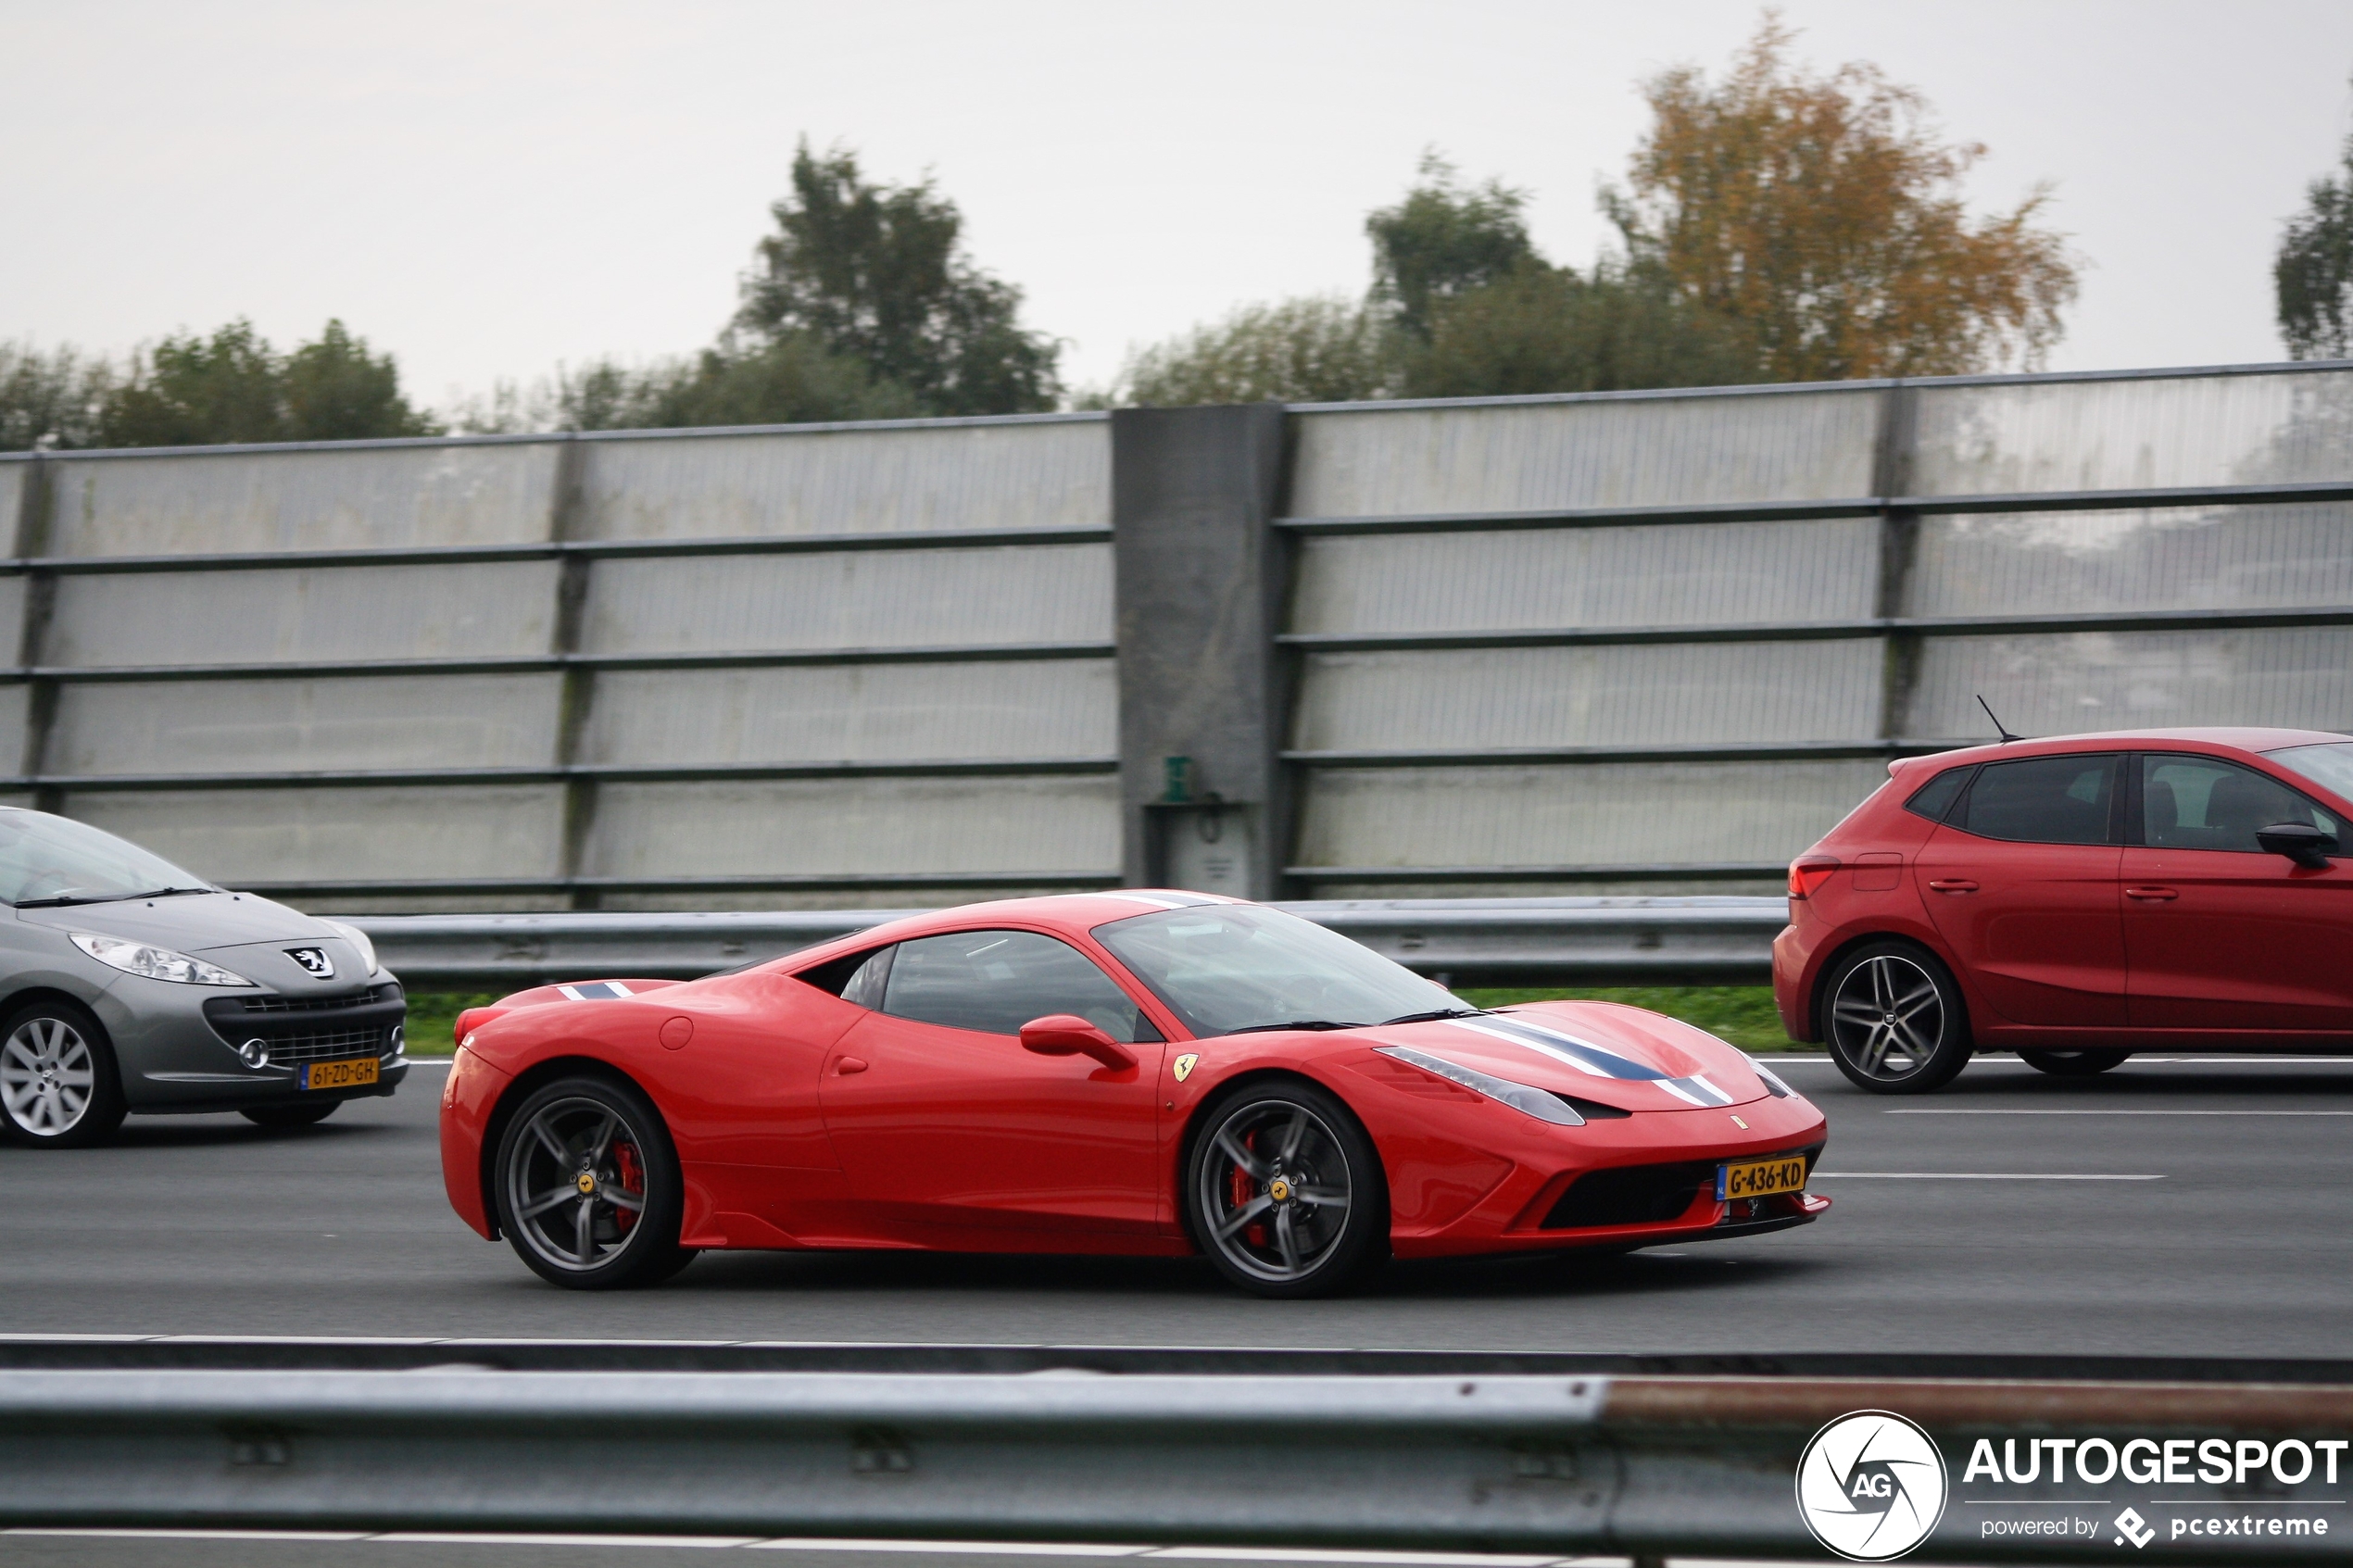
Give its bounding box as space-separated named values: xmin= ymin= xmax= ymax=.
xmin=880 ymin=930 xmax=1160 ymax=1042
xmin=839 ymin=947 xmax=895 ymax=1010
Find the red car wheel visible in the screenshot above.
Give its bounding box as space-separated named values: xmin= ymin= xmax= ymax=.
xmin=1823 ymin=943 xmax=1972 ymax=1095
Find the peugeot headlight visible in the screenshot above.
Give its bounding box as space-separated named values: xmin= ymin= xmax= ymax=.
xmin=321 ymin=920 xmax=382 ymax=977
xmin=70 ymin=932 xmax=252 ymax=987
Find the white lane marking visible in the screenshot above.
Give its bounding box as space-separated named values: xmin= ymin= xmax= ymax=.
xmin=376 ymin=1534 xmax=756 ymax=1548
xmin=1149 ymin=1552 xmax=1567 ymax=1566
xmin=1810 ymin=1172 xmax=2164 ymax=1180
xmin=0 ymin=1531 xmax=1593 ymax=1565
xmin=1887 ymin=1109 xmax=2353 ymax=1116
xmin=1766 ymin=1056 xmax=2353 ymax=1066
xmin=753 ymin=1543 xmax=1146 ymax=1558
xmin=5 ymin=1528 xmax=371 ymax=1541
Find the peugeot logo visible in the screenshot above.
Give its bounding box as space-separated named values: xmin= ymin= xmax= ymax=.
xmin=286 ymin=947 xmax=334 ymax=979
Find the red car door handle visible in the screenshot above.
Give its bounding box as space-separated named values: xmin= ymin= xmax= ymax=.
xmin=2124 ymin=886 xmax=2179 ymax=901
xmin=1927 ymin=879 xmax=1979 ymax=893
xmin=835 ymin=1057 xmax=869 ymax=1074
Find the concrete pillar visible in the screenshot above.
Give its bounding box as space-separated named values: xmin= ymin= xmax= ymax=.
xmin=1110 ymin=405 xmax=1290 ymax=899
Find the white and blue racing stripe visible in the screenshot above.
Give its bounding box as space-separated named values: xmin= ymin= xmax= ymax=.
xmin=556 ymin=982 xmax=635 ymax=1001
xmin=1445 ymin=1014 xmax=1736 ymax=1108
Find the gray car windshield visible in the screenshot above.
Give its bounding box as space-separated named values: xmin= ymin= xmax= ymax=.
xmin=0 ymin=810 xmax=210 ymax=907
xmin=1092 ymin=904 xmax=1463 ymax=1039
xmin=2266 ymin=742 xmax=2353 ymax=806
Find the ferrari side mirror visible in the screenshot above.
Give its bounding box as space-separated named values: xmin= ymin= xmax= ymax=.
xmin=2257 ymin=822 xmax=2338 ymax=870
xmin=1019 ymin=1014 xmax=1138 ymax=1072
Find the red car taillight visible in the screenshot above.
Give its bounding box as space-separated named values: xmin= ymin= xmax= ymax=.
xmin=1788 ymin=856 xmax=1842 ymax=899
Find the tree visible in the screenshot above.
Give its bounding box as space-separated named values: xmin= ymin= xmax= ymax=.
xmin=283 ymin=320 xmax=438 ymax=440
xmin=1607 ymin=15 xmax=2078 ymax=381
xmin=1365 ymin=155 xmax=1540 ymax=341
xmin=0 ymin=342 xmax=111 ymax=451
xmin=2278 ymin=128 xmax=2353 ymax=359
xmin=547 ymin=336 xmax=923 ymax=431
xmin=94 ymin=319 xmax=437 ymax=447
xmin=734 ymin=143 xmax=1061 ymax=415
xmin=1403 ymin=259 xmax=1759 ymax=398
xmin=1119 ymin=296 xmax=1391 ymax=406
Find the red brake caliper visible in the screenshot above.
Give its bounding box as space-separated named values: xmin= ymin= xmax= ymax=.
xmin=612 ymin=1141 xmax=643 ymax=1232
xmin=1232 ymin=1131 xmax=1265 ymax=1248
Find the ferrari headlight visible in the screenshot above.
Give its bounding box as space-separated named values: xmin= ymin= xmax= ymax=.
xmin=1378 ymin=1044 xmax=1586 ymax=1126
xmin=1747 ymin=1055 xmax=1794 ymax=1098
xmin=70 ymin=932 xmax=251 ymax=987
xmin=321 ymin=920 xmax=382 ymax=977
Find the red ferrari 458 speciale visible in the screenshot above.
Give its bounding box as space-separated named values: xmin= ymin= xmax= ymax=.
xmin=440 ymin=893 xmax=1830 ymax=1297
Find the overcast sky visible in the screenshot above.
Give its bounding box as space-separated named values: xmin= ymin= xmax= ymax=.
xmin=6 ymin=0 xmax=2352 ymax=413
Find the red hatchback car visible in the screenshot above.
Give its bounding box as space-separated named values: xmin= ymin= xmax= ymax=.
xmin=1775 ymin=728 xmax=2353 ymax=1093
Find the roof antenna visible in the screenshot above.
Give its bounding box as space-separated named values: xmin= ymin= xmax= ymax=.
xmin=1977 ymin=695 xmax=2021 ymax=745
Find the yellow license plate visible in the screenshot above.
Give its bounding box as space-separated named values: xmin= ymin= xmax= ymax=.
xmin=300 ymin=1056 xmax=380 ymax=1092
xmin=1718 ymin=1154 xmax=1806 ymax=1201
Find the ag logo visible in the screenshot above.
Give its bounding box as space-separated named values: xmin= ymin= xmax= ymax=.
xmin=1795 ymin=1410 xmax=1948 ymax=1562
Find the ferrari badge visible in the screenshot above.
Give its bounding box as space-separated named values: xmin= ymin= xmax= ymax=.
xmin=1173 ymin=1053 xmax=1198 ymax=1082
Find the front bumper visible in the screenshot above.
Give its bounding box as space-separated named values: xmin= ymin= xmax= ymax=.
xmin=98 ymin=977 xmax=409 ymax=1114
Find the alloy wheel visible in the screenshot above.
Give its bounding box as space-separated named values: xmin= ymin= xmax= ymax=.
xmin=1828 ymin=953 xmax=1948 ymax=1083
xmin=0 ymin=1017 xmax=96 ymax=1137
xmin=502 ymin=1096 xmax=653 ymax=1273
xmin=1196 ymin=1098 xmax=1355 ymax=1286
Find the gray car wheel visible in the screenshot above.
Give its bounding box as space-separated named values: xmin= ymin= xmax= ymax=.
xmin=493 ymin=1075 xmax=695 ymax=1289
xmin=1823 ymin=943 xmax=1972 ymax=1095
xmin=0 ymin=1001 xmax=128 ymax=1148
xmin=1185 ymin=1080 xmax=1387 ymax=1298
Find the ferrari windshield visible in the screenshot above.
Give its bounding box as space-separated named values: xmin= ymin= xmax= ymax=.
xmin=0 ymin=809 xmax=211 ymax=907
xmin=1093 ymin=904 xmax=1462 ymax=1038
xmin=2268 ymin=742 xmax=2353 ymax=805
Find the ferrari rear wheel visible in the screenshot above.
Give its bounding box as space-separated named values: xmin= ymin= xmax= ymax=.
xmin=1186 ymin=1079 xmax=1386 ymax=1298
xmin=493 ymin=1074 xmax=695 ymax=1289
xmin=1823 ymin=942 xmax=1972 ymax=1095
xmin=2018 ymin=1048 xmax=2131 ymax=1077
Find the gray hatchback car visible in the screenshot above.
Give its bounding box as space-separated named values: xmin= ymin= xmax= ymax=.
xmin=0 ymin=808 xmax=408 ymax=1148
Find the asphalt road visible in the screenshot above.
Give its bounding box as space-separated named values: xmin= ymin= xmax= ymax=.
xmin=6 ymin=1051 xmax=2351 ymax=1359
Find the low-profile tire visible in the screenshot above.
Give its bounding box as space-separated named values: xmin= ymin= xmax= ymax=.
xmin=492 ymin=1073 xmax=691 ymax=1290
xmin=1185 ymin=1077 xmax=1388 ymax=1299
xmin=0 ymin=999 xmax=128 ymax=1148
xmin=241 ymin=1101 xmax=341 ymax=1129
xmin=1821 ymin=941 xmax=1973 ymax=1095
xmin=2018 ymin=1047 xmax=2131 ymax=1078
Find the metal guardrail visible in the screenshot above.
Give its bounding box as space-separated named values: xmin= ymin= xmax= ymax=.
xmin=3 ymin=1363 xmax=2347 ymax=1561
xmin=346 ymin=897 xmax=1790 ymax=992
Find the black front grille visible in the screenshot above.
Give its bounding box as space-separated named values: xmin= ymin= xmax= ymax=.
xmin=204 ymin=985 xmax=405 ymax=1061
xmin=1542 ymin=1161 xmax=1714 ymax=1230
xmin=254 ymin=1027 xmax=387 ymax=1064
xmin=230 ymin=984 xmax=402 ymax=1015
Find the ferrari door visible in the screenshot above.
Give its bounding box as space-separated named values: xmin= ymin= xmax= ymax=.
xmin=2121 ymin=753 xmax=2353 ymax=1033
xmin=818 ymin=928 xmax=1168 ymax=1240
xmin=1912 ymin=752 xmax=2128 ymax=1027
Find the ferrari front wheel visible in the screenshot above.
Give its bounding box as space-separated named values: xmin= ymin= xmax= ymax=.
xmin=493 ymin=1074 xmax=695 ymax=1289
xmin=1186 ymin=1079 xmax=1387 ymax=1298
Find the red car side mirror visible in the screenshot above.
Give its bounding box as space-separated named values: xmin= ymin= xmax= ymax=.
xmin=1019 ymin=1014 xmax=1137 ymax=1072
